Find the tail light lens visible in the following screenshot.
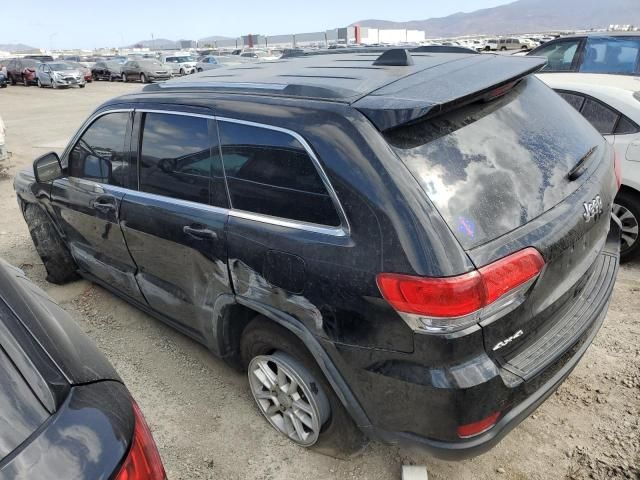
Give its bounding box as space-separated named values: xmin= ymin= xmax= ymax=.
xmin=115 ymin=400 xmax=166 ymax=480
xmin=613 ymin=150 xmax=622 ymax=190
xmin=377 ymin=248 xmax=544 ymax=333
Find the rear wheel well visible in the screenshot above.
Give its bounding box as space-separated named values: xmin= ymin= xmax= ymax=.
xmin=220 ymin=303 xmax=259 ymax=369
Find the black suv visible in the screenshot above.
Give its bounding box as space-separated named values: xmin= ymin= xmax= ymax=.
xmin=15 ymin=49 xmax=620 ymax=459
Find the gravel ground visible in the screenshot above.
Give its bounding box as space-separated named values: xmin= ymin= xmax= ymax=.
xmin=0 ymin=81 xmax=638 ymax=480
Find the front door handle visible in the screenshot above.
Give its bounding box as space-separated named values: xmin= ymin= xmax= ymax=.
xmin=183 ymin=225 xmax=218 ymax=240
xmin=91 ymin=195 xmax=117 ymax=213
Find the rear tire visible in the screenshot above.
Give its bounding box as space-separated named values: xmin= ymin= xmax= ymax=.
xmin=140 ymin=73 xmax=147 ymax=83
xmin=122 ymin=73 xmax=127 ymax=82
xmin=37 ymin=78 xmax=43 ymax=88
xmin=23 ymin=75 xmax=29 ymax=87
xmin=10 ymin=74 xmax=16 ymax=85
xmin=614 ymin=189 xmax=640 ymax=262
xmin=241 ymin=317 xmax=368 ymax=459
xmin=23 ymin=205 xmax=79 ymax=284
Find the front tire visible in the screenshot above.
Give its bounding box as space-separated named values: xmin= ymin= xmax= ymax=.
xmin=37 ymin=78 xmax=43 ymax=88
xmin=23 ymin=205 xmax=79 ymax=284
xmin=23 ymin=75 xmax=29 ymax=87
xmin=122 ymin=73 xmax=127 ymax=82
xmin=241 ymin=317 xmax=368 ymax=458
xmin=614 ymin=189 xmax=640 ymax=262
xmin=140 ymin=73 xmax=147 ymax=83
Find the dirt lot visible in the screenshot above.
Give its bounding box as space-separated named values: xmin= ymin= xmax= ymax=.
xmin=0 ymin=82 xmax=638 ymax=480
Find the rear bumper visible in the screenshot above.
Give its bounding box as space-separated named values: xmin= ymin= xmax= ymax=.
xmin=345 ymin=217 xmax=620 ymax=459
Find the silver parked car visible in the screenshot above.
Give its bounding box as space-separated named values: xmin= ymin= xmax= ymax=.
xmin=121 ymin=59 xmax=171 ymax=83
xmin=36 ymin=62 xmax=86 ymax=89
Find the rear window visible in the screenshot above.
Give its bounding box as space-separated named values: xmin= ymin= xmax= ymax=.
xmin=387 ymin=76 xmax=605 ymax=249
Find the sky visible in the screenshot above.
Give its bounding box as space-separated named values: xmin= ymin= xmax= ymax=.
xmin=1 ymin=0 xmax=514 ymax=50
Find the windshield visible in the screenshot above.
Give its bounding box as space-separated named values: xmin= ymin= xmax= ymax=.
xmin=48 ymin=63 xmax=74 ymax=70
xmin=171 ymin=56 xmax=194 ymax=62
xmin=141 ymin=61 xmax=162 ymax=68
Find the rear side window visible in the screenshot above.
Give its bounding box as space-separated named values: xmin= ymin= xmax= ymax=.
xmin=580 ymin=37 xmax=640 ymax=74
xmin=218 ymin=121 xmax=341 ymax=227
xmin=139 ymin=112 xmax=225 ymax=206
xmin=579 ymin=98 xmax=619 ymax=135
xmin=558 ymin=91 xmax=585 ymax=111
xmin=69 ymin=112 xmax=131 ymax=187
xmin=534 ymin=39 xmax=581 ymax=71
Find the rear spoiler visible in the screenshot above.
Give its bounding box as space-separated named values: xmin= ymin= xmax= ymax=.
xmin=353 ymin=54 xmax=547 ymax=131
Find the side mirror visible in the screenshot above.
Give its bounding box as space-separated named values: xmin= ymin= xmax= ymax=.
xmin=33 ymin=152 xmax=62 ymax=183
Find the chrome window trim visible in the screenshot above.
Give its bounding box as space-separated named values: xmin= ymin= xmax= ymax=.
xmin=117 ymin=187 xmax=229 ymax=216
xmin=62 ymin=107 xmax=350 ymax=237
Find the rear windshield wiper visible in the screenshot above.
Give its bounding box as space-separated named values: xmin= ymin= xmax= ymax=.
xmin=567 ymin=146 xmax=598 ymax=181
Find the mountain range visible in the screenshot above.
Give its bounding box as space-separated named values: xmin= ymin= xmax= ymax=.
xmin=0 ymin=43 xmax=37 ymax=53
xmin=353 ymin=0 xmax=640 ymax=37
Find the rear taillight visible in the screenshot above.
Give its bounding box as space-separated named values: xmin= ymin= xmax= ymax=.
xmin=457 ymin=411 xmax=501 ymax=438
xmin=377 ymin=248 xmax=544 ymax=333
xmin=614 ymin=150 xmax=622 ymax=190
xmin=115 ymin=400 xmax=166 ymax=480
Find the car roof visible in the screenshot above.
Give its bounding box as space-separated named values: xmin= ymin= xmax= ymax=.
xmin=137 ymin=50 xmax=544 ymax=130
xmin=557 ymin=32 xmax=640 ymax=40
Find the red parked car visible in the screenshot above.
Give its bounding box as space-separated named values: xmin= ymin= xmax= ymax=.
xmin=6 ymin=58 xmax=40 ymax=86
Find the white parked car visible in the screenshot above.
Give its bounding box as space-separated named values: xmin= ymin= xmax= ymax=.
xmin=538 ymin=73 xmax=640 ymax=261
xmin=162 ymin=55 xmax=197 ymax=76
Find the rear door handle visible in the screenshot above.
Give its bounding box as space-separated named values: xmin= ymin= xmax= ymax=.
xmin=91 ymin=195 xmax=117 ymax=212
xmin=183 ymin=225 xmax=218 ymax=240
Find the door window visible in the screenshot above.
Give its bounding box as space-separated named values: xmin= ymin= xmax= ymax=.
xmin=139 ymin=112 xmax=225 ymax=206
xmin=534 ymin=39 xmax=581 ymax=71
xmin=218 ymin=121 xmax=341 ymax=227
xmin=580 ymin=37 xmax=640 ymax=74
xmin=69 ymin=112 xmax=131 ymax=187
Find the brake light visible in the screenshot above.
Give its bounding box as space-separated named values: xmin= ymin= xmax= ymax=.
xmin=377 ymin=248 xmax=544 ymax=331
xmin=457 ymin=411 xmax=501 ymax=438
xmin=115 ymin=400 xmax=166 ymax=480
xmin=613 ymin=150 xmax=622 ymax=190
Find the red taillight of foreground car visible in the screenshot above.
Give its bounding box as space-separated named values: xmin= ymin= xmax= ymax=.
xmin=613 ymin=150 xmax=622 ymax=190
xmin=115 ymin=400 xmax=166 ymax=480
xmin=377 ymin=248 xmax=544 ymax=319
xmin=457 ymin=411 xmax=501 ymax=438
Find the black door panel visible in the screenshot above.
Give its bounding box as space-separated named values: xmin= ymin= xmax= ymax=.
xmin=50 ymin=178 xmax=144 ymax=302
xmin=120 ymin=192 xmax=230 ymax=335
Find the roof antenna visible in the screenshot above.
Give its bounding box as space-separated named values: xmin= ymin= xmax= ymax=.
xmin=373 ymin=49 xmax=414 ymax=67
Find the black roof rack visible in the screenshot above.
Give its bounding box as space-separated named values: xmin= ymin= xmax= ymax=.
xmin=138 ymin=52 xmax=546 ymax=132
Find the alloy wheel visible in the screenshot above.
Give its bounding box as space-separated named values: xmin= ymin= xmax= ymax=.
xmin=613 ymin=202 xmax=639 ymax=254
xmin=248 ymin=352 xmax=330 ymax=447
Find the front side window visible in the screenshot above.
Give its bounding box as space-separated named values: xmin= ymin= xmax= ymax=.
xmin=580 ymin=37 xmax=640 ymax=74
xmin=69 ymin=112 xmax=131 ymax=186
xmin=534 ymin=39 xmax=581 ymax=71
xmin=139 ymin=112 xmax=225 ymax=206
xmin=219 ymin=122 xmax=341 ymax=227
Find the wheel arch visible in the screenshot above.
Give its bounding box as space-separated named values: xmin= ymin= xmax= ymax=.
xmin=212 ymin=296 xmax=371 ymax=429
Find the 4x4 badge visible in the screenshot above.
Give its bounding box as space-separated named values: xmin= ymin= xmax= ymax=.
xmin=493 ymin=329 xmax=524 ymax=351
xmin=583 ymin=195 xmax=603 ymax=223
